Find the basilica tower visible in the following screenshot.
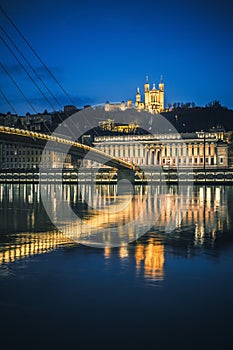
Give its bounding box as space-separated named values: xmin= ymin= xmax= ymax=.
xmin=135 ymin=75 xmax=165 ymax=113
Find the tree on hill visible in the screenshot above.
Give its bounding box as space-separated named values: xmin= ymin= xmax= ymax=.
xmin=205 ymin=100 xmax=224 ymax=109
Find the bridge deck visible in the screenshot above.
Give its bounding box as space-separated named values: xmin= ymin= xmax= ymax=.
xmin=0 ymin=126 xmax=134 ymax=170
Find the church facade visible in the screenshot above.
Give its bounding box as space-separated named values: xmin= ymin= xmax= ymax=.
xmin=104 ymin=76 xmax=164 ymax=114
xmin=135 ymin=76 xmax=164 ymax=114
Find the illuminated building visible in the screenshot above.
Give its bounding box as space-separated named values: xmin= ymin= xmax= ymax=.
xmin=135 ymin=75 xmax=164 ymax=114
xmin=104 ymin=75 xmax=164 ymax=114
xmin=104 ymin=100 xmax=132 ymax=112
xmin=0 ymin=141 xmax=72 ymax=169
xmin=92 ymin=131 xmax=229 ymax=168
xmin=99 ymin=119 xmax=139 ymax=133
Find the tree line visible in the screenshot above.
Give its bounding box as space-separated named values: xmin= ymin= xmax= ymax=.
xmin=167 ymin=100 xmax=228 ymax=110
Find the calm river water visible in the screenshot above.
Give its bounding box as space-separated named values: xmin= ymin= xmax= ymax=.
xmin=0 ymin=183 xmax=233 ymax=348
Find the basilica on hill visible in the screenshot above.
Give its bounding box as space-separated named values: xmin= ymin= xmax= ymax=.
xmin=135 ymin=76 xmax=164 ymax=114
xmin=105 ymin=76 xmax=164 ymax=114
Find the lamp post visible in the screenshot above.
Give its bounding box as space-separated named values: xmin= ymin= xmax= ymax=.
xmin=203 ymin=131 xmax=206 ymax=234
xmin=203 ymin=131 xmax=206 ymax=183
xmin=167 ymin=158 xmax=171 ymax=183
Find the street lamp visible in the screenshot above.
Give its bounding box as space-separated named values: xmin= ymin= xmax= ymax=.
xmin=203 ymin=131 xmax=206 ymax=183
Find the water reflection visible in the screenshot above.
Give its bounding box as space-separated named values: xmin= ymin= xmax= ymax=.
xmin=40 ymin=183 xmax=197 ymax=246
xmin=0 ymin=184 xmax=233 ymax=283
xmin=135 ymin=238 xmax=165 ymax=281
xmin=0 ymin=231 xmax=71 ymax=265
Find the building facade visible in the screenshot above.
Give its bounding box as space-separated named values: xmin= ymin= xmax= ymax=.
xmin=135 ymin=76 xmax=164 ymax=114
xmin=92 ymin=131 xmax=229 ymax=169
xmin=104 ymin=100 xmax=132 ymax=112
xmin=0 ymin=141 xmax=72 ymax=169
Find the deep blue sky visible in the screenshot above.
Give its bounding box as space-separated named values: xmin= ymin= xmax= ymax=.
xmin=0 ymin=0 xmax=233 ymax=114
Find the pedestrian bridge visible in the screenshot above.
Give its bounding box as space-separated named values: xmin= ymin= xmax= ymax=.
xmin=0 ymin=126 xmax=134 ymax=170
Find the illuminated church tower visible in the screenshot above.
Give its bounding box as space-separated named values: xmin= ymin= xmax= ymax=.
xmin=135 ymin=75 xmax=164 ymax=114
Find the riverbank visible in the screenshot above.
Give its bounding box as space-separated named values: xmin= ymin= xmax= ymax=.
xmin=0 ymin=168 xmax=233 ymax=185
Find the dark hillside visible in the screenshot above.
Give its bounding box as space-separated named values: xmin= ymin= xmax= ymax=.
xmin=161 ymin=107 xmax=233 ymax=132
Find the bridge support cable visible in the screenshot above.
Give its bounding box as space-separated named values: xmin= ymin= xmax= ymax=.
xmin=0 ymin=27 xmax=94 ymax=140
xmin=0 ymin=32 xmax=62 ymax=114
xmin=0 ymin=24 xmax=68 ymax=112
xmin=0 ymin=5 xmax=74 ymax=107
xmin=0 ymin=5 xmax=100 ymax=138
xmin=0 ymin=86 xmax=18 ymax=115
xmin=0 ymin=60 xmax=50 ymax=133
xmin=0 ymin=60 xmax=38 ymax=115
xmin=0 ymin=31 xmax=74 ymax=137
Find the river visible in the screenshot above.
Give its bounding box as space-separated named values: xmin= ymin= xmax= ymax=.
xmin=0 ymin=184 xmax=233 ymax=348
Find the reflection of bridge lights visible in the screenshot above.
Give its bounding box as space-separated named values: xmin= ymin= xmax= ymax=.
xmin=0 ymin=231 xmax=72 ymax=266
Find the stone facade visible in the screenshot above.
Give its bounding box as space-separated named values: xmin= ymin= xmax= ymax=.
xmin=92 ymin=131 xmax=230 ymax=169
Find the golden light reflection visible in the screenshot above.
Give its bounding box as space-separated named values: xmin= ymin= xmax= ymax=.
xmin=0 ymin=231 xmax=72 ymax=265
xmin=119 ymin=245 xmax=128 ymax=259
xmin=135 ymin=238 xmax=165 ymax=281
xmin=104 ymin=246 xmax=111 ymax=259
xmin=0 ymin=184 xmax=232 ymax=283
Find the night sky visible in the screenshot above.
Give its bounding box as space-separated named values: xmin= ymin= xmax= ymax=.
xmin=0 ymin=0 xmax=233 ymax=114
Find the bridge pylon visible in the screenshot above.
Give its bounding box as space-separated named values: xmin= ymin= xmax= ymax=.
xmin=117 ymin=169 xmax=135 ymax=185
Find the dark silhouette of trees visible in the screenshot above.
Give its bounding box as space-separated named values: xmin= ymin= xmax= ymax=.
xmin=205 ymin=100 xmax=222 ymax=109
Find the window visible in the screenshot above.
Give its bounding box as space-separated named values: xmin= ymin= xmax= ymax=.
xmin=220 ymin=157 xmax=224 ymax=164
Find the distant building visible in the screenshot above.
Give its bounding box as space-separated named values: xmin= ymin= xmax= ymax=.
xmin=24 ymin=112 xmax=52 ymax=132
xmin=0 ymin=112 xmax=18 ymax=127
xmin=104 ymin=101 xmax=132 ymax=112
xmin=99 ymin=119 xmax=139 ymax=133
xmin=135 ymin=76 xmax=164 ymax=114
xmin=104 ymin=76 xmax=164 ymax=114
xmin=64 ymin=105 xmax=78 ymax=116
